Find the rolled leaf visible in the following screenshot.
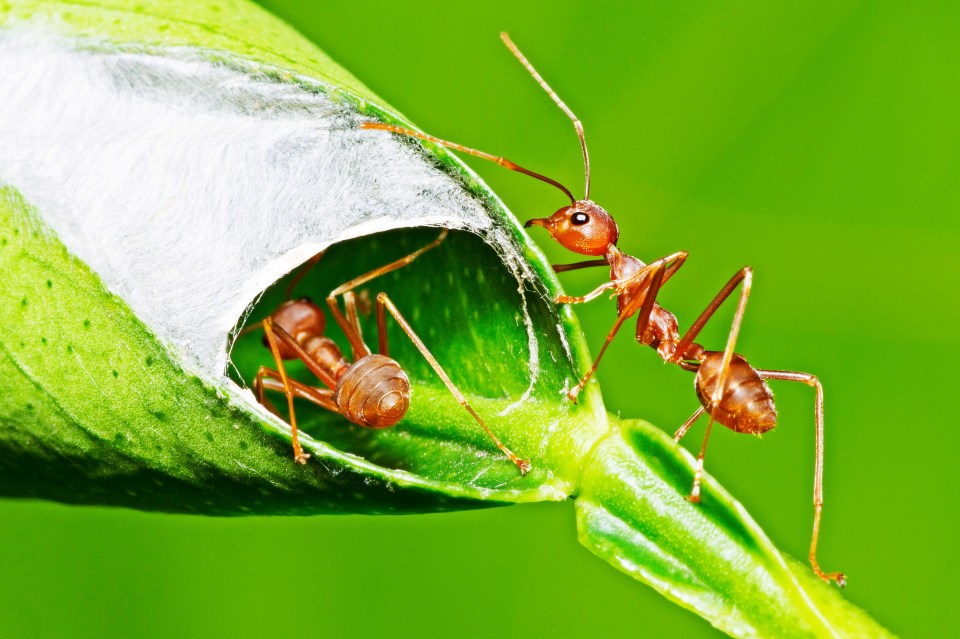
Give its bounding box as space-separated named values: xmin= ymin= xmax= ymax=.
xmin=0 ymin=0 xmax=605 ymax=510
xmin=0 ymin=2 xmax=891 ymax=636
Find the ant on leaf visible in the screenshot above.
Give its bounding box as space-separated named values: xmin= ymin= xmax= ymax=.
xmin=362 ymin=33 xmax=845 ymax=586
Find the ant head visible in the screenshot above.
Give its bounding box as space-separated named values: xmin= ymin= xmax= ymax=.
xmin=524 ymin=200 xmax=619 ymax=256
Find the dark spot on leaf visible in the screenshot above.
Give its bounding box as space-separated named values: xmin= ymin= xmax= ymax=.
xmin=46 ymin=280 xmax=52 ymax=288
xmin=25 ymin=403 xmax=34 ymax=411
xmin=205 ymin=432 xmax=215 ymax=443
xmin=20 ymin=296 xmax=27 ymax=307
xmin=239 ymin=440 xmax=249 ymax=450
xmin=114 ymin=433 xmax=126 ymax=445
xmin=150 ymin=409 xmax=167 ymax=421
xmin=83 ymin=319 xmax=91 ymax=329
xmin=145 ymin=355 xmax=155 ymax=366
xmin=112 ymin=370 xmax=119 ymax=379
xmin=1 ymin=238 xmax=7 ymax=246
xmin=66 ymin=344 xmax=74 ymax=354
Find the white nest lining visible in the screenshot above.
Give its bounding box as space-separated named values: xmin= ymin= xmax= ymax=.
xmin=0 ymin=31 xmax=546 ymax=399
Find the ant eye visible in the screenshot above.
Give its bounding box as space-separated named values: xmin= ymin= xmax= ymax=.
xmin=571 ymin=212 xmax=590 ymax=225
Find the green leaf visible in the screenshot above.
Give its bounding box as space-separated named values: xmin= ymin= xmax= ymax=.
xmin=577 ymin=418 xmax=893 ymax=638
xmin=0 ymin=0 xmax=605 ymax=511
xmin=0 ymin=2 xmax=892 ymax=636
xmin=0 ymin=188 xmax=565 ymax=512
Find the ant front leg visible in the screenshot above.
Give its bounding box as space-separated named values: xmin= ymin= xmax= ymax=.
xmin=555 ymin=279 xmax=617 ymax=305
xmin=758 ymin=368 xmax=845 ymax=587
xmin=554 ymin=250 xmax=683 ymax=305
xmin=565 ymin=252 xmax=685 ymax=402
xmin=261 ymin=318 xmax=311 ymax=464
xmin=375 ymin=292 xmax=531 ymax=475
xmin=258 ymin=317 xmax=350 ymax=463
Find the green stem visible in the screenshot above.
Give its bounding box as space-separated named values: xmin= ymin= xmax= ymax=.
xmin=576 ymin=418 xmax=894 ymax=638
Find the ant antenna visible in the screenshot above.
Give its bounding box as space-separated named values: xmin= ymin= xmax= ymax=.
xmin=362 ymin=123 xmax=576 ymax=204
xmin=501 ymin=32 xmax=591 ymax=200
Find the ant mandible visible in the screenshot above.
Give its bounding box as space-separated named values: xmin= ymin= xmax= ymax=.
xmin=362 ymin=33 xmax=844 ymax=586
xmin=245 ymin=229 xmax=531 ymax=475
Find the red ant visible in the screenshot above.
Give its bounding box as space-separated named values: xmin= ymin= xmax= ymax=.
xmin=245 ymin=229 xmax=531 ymax=475
xmin=362 ymin=33 xmax=844 ymax=586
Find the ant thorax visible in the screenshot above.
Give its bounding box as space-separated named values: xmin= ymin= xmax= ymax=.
xmin=606 ymin=245 xmax=644 ymax=286
xmin=605 ymin=246 xmax=681 ymax=360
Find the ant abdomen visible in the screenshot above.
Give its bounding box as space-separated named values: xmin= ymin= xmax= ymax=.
xmin=335 ymin=354 xmax=410 ymax=429
xmin=695 ymin=352 xmax=776 ymax=435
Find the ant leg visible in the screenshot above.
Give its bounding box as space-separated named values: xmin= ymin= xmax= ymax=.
xmin=758 ymin=368 xmax=845 ymax=587
xmin=328 ymin=229 xmax=448 ymax=298
xmin=657 ymin=250 xmax=689 ymax=291
xmin=674 ymin=405 xmax=705 ymax=443
xmin=376 ymin=289 xmax=390 ymax=357
xmin=673 ymin=406 xmax=719 ymax=504
xmin=552 ymin=259 xmax=609 ymax=273
xmin=235 ymin=322 xmax=264 ymax=340
xmin=376 ymin=292 xmax=531 ymax=475
xmin=326 ymin=229 xmax=449 ymax=359
xmin=566 ymin=258 xmax=673 ymax=402
xmin=555 ymin=252 xmax=685 ymax=307
xmin=285 ymin=249 xmax=326 ymax=300
xmin=688 ymin=420 xmax=717 ymax=504
xmin=673 ymin=267 xmax=752 ymax=365
xmin=266 ymin=321 xmax=338 ymax=390
xmin=253 ymin=366 xmax=283 ymax=417
xmin=262 ymin=318 xmax=310 ymax=464
xmin=255 ymin=371 xmax=339 ymax=413
xmin=621 ymin=250 xmax=689 ymax=360
xmin=556 ymin=280 xmax=617 ymax=305
xmin=673 ymin=268 xmax=753 ymax=501
xmin=342 ymin=291 xmax=365 ymax=361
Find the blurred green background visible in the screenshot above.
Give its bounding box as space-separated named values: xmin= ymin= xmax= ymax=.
xmin=1 ymin=1 xmax=957 ymax=637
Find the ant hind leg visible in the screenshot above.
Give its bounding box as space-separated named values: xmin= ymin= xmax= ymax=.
xmin=375 ymin=292 xmax=531 ymax=475
xmin=673 ymin=268 xmax=753 ymax=501
xmin=759 ymin=368 xmax=845 ymax=587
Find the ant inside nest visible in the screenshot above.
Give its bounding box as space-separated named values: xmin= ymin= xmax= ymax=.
xmin=227 ymin=226 xmax=568 ymax=480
